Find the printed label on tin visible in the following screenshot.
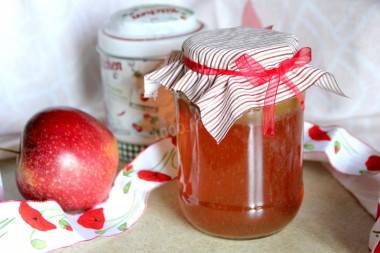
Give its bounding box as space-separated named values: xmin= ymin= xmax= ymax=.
xmin=121 ymin=5 xmax=194 ymax=23
xmin=100 ymin=55 xmax=176 ymax=145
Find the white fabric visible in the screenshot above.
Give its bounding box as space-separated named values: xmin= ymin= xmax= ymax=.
xmin=1 ymin=0 xmax=380 ymax=157
xmin=1 ymin=0 xmax=379 ymax=158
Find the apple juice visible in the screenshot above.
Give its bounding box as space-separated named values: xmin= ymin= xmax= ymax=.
xmin=175 ymin=93 xmax=304 ymax=239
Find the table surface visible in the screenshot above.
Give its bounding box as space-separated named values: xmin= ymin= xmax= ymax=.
xmin=0 ymin=159 xmax=374 ymax=253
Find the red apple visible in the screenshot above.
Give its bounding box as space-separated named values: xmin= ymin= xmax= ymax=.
xmin=16 ymin=107 xmax=119 ymax=211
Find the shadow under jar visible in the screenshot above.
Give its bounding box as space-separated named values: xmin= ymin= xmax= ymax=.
xmin=175 ymin=92 xmax=304 ymax=239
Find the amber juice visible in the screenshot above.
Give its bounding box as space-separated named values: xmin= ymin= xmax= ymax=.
xmin=175 ymin=93 xmax=304 ymax=239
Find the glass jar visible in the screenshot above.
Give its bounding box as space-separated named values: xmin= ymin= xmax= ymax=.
xmin=175 ymin=92 xmax=304 ymax=239
xmin=144 ymin=27 xmax=341 ymax=239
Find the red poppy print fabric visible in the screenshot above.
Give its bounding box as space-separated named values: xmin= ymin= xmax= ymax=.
xmin=302 ymin=122 xmax=380 ymax=251
xmin=308 ymin=125 xmax=331 ymax=141
xmin=0 ymin=127 xmax=379 ymax=252
xmin=366 ymin=156 xmax=380 ymax=172
xmin=77 ymin=208 xmax=105 ymax=230
xmin=171 ymin=135 xmax=177 ymax=146
xmin=304 ymin=122 xmax=380 ymax=176
xmin=18 ymin=201 xmax=56 ymax=231
xmin=137 ymin=170 xmax=172 ymax=182
xmin=0 ymin=137 xmax=178 ymax=252
xmin=64 ymin=225 xmax=73 ymax=231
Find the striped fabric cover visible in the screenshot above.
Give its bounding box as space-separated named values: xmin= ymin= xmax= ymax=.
xmin=144 ymin=27 xmax=344 ymax=143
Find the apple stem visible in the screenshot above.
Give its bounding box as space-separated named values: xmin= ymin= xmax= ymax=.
xmin=0 ymin=147 xmax=20 ymax=155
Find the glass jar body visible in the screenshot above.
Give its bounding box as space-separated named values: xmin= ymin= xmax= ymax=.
xmin=175 ymin=93 xmax=304 ymax=239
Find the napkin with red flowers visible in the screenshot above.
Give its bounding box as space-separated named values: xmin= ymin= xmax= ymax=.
xmin=302 ymin=122 xmax=380 ymax=252
xmin=0 ymin=137 xmax=178 ymax=252
xmin=0 ymin=123 xmax=379 ymax=252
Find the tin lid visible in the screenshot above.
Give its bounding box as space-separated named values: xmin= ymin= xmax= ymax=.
xmin=98 ymin=5 xmax=205 ymax=58
xmin=145 ymin=27 xmax=345 ymax=143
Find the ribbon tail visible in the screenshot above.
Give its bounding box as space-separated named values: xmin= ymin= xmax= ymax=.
xmin=281 ymin=75 xmax=305 ymax=110
xmin=263 ymin=75 xmax=280 ymax=137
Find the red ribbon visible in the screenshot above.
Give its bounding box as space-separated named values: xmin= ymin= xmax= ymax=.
xmin=183 ymin=47 xmax=312 ymax=137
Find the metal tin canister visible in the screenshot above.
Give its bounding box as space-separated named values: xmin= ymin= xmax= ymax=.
xmin=97 ymin=5 xmax=204 ymax=161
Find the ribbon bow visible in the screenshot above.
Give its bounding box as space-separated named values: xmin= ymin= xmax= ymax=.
xmin=235 ymin=47 xmax=311 ymax=136
xmin=182 ymin=47 xmax=312 ymax=137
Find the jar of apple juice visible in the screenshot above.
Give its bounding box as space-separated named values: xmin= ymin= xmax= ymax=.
xmin=175 ymin=92 xmax=304 ymax=238
xmin=144 ymin=27 xmax=342 ymax=239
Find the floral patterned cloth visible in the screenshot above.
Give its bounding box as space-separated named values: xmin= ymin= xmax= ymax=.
xmin=0 ymin=137 xmax=177 ymax=252
xmin=0 ymin=123 xmax=379 ymax=252
xmin=302 ymin=122 xmax=380 ymax=252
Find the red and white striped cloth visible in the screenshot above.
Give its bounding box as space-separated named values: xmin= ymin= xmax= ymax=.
xmin=144 ymin=27 xmax=344 ymax=143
